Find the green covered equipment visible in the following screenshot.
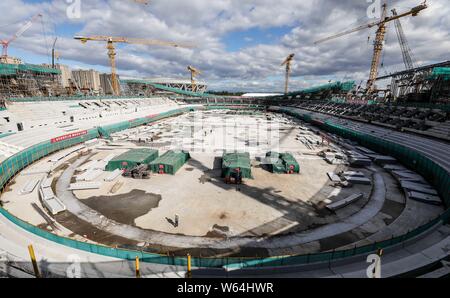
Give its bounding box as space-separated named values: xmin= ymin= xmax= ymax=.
xmin=106 ymin=148 xmax=159 ymax=171
xmin=265 ymin=151 xmax=299 ymax=174
xmin=149 ymin=150 xmax=190 ymax=175
xmin=221 ymin=152 xmax=252 ymax=179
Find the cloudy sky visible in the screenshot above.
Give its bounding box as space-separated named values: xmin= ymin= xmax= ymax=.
xmin=1 ymin=0 xmax=449 ymax=92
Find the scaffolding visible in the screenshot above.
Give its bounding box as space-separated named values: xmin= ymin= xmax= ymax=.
xmin=0 ymin=63 xmax=63 ymax=101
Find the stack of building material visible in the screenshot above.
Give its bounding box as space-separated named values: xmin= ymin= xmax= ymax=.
xmin=356 ymin=146 xmax=376 ymax=155
xmin=38 ymin=177 xmax=66 ymax=215
xmin=78 ymin=160 xmax=99 ymax=171
xmin=399 ymin=181 xmax=438 ymax=196
xmin=391 ymin=170 xmax=426 ymax=183
xmin=406 ymin=191 xmax=441 ymax=205
xmin=368 ymin=154 xmax=397 ymax=165
xmin=93 ymin=160 xmax=108 ymax=171
xmin=384 ymin=166 xmax=442 ymax=205
xmin=343 ymin=176 xmax=371 ymax=185
xmin=68 ymin=182 xmax=101 ymax=190
xmin=104 ymin=169 xmax=122 ymax=182
xmin=49 ymin=145 xmax=85 ymax=162
xmin=349 ymin=155 xmax=372 ymax=166
xmin=85 ymin=138 xmax=99 ymax=147
xmin=327 ymin=172 xmax=341 ymax=182
xmin=341 ymin=171 xmax=371 ymax=185
xmin=76 ymin=169 xmax=103 ymax=182
xmin=19 ymin=179 xmax=40 ymax=195
xmin=21 ymin=164 xmax=53 ymax=175
xmin=326 ymin=193 xmax=364 ymax=211
xmin=40 ymin=177 xmax=53 ymax=188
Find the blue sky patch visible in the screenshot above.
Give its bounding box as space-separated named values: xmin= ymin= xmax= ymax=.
xmin=222 ymin=26 xmax=294 ymax=52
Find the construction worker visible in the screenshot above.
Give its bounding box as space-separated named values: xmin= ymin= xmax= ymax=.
xmin=175 ymin=214 xmax=179 ymax=227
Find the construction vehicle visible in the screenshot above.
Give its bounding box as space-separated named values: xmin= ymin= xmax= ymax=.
xmin=314 ymin=2 xmax=427 ymax=93
xmin=281 ymin=53 xmax=295 ymax=94
xmin=187 ymin=65 xmax=201 ymax=92
xmin=1 ymin=14 xmax=42 ymax=62
xmin=74 ymin=35 xmax=194 ymax=96
xmin=122 ymin=164 xmax=150 ymax=179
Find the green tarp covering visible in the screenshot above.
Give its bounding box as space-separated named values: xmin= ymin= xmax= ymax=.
xmin=0 ymin=63 xmax=61 ymax=76
xmin=149 ymin=150 xmax=190 ymax=175
xmin=429 ymin=67 xmax=450 ymax=80
xmin=287 ymin=80 xmax=355 ymax=96
xmin=106 ymin=148 xmax=159 ymax=171
xmin=265 ymin=152 xmax=300 ymax=173
xmin=221 ymin=152 xmax=252 ymax=179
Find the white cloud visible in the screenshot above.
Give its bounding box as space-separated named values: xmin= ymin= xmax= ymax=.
xmin=0 ymin=0 xmax=448 ymax=92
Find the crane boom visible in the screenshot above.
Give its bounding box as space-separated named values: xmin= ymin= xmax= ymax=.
xmin=313 ymin=2 xmax=427 ymax=93
xmin=392 ymin=8 xmax=415 ymax=70
xmin=75 ymin=35 xmax=195 ymax=95
xmin=74 ymin=35 xmax=194 ymax=48
xmin=281 ymin=53 xmax=295 ymax=94
xmin=1 ymin=14 xmax=42 ymax=57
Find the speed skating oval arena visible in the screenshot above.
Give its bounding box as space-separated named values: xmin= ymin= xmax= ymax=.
xmin=0 ymin=91 xmax=449 ymax=278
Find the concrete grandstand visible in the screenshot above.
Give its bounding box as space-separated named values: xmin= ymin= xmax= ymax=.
xmin=0 ymin=83 xmax=448 ymax=278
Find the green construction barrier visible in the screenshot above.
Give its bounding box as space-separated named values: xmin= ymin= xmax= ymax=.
xmin=0 ymin=63 xmax=61 ymax=76
xmin=222 ymin=152 xmax=252 ymax=179
xmin=106 ymin=148 xmax=159 ymax=171
xmin=149 ymin=150 xmax=190 ymax=175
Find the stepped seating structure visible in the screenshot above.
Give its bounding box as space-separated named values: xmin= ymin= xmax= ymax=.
xmin=0 ymin=97 xmax=448 ymax=277
xmin=287 ymin=101 xmax=450 ymax=141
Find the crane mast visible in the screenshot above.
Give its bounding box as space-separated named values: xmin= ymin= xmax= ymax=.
xmin=281 ymin=53 xmax=295 ymax=94
xmin=367 ymin=4 xmax=388 ymax=92
xmin=187 ymin=66 xmax=201 ymax=92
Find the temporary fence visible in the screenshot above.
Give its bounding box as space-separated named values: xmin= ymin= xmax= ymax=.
xmin=149 ymin=150 xmax=190 ymax=175
xmin=106 ymin=148 xmax=159 ymax=171
xmin=0 ymin=105 xmax=448 ymax=270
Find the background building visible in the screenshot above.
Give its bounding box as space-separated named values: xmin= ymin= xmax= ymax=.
xmin=99 ymin=73 xmax=119 ymax=95
xmin=72 ymin=69 xmax=101 ymax=94
xmin=55 ymin=64 xmax=73 ymax=89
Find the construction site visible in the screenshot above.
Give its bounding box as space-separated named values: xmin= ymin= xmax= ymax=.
xmin=0 ymin=0 xmax=448 ymax=280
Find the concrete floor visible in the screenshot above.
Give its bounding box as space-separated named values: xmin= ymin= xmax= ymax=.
xmin=2 ymin=110 xmax=442 ymax=255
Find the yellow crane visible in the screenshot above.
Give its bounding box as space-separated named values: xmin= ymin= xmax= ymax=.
xmin=74 ymin=35 xmax=194 ymax=95
xmin=187 ymin=65 xmax=201 ymax=92
xmin=281 ymin=53 xmax=295 ymax=94
xmin=314 ymin=2 xmax=427 ymax=93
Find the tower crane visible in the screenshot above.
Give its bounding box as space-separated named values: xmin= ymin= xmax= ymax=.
xmin=281 ymin=53 xmax=295 ymax=94
xmin=392 ymin=8 xmax=416 ymax=70
xmin=187 ymin=65 xmax=201 ymax=92
xmin=74 ymin=35 xmax=194 ymax=96
xmin=314 ymin=2 xmax=427 ymax=93
xmin=1 ymin=13 xmax=42 ymax=58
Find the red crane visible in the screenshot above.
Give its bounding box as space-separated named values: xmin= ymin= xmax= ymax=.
xmin=0 ymin=14 xmax=42 ymax=58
